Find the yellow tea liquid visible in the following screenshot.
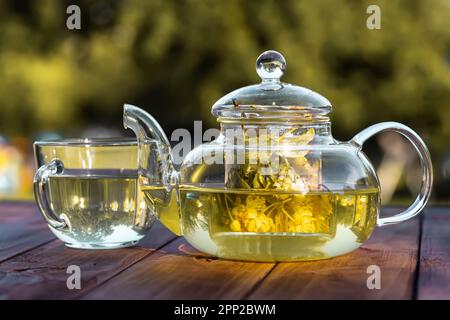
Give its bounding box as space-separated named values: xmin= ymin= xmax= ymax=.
xmin=48 ymin=175 xmax=153 ymax=248
xmin=142 ymin=184 xmax=379 ymax=261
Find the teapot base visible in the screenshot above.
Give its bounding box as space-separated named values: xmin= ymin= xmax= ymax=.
xmin=212 ymin=226 xmax=363 ymax=262
xmin=184 ymin=223 xmax=368 ymax=262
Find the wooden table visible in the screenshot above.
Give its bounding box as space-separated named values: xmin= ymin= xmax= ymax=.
xmin=0 ymin=202 xmax=448 ymax=300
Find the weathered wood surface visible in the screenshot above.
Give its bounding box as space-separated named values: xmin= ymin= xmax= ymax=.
xmin=417 ymin=207 xmax=450 ymax=300
xmin=249 ymin=210 xmax=420 ymax=300
xmin=0 ymin=220 xmax=176 ymax=299
xmin=0 ymin=202 xmax=448 ymax=299
xmin=0 ymin=201 xmax=176 ymax=299
xmin=0 ymin=202 xmax=54 ymax=263
xmin=85 ymin=238 xmax=275 ymax=300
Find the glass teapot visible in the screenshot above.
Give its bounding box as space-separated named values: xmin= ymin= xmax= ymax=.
xmin=124 ymin=50 xmax=433 ymax=262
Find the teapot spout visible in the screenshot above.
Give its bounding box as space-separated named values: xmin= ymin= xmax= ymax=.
xmin=123 ymin=104 xmax=182 ymax=235
xmin=123 ymin=104 xmax=177 ymax=188
xmin=123 ymin=104 xmax=171 ymax=148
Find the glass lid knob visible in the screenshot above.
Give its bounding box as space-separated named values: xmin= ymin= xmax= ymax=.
xmin=256 ymin=50 xmax=286 ymax=82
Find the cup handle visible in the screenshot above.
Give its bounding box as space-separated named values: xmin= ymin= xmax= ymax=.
xmin=33 ymin=159 xmax=68 ymax=229
xmin=351 ymin=122 xmax=433 ymax=226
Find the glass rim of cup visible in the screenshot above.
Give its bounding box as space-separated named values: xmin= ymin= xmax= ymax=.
xmin=34 ymin=137 xmax=137 ymax=147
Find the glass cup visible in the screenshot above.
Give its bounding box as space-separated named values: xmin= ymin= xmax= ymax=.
xmin=33 ymin=138 xmax=155 ymax=249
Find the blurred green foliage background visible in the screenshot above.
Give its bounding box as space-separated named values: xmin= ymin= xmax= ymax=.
xmin=0 ymin=0 xmax=449 ymax=201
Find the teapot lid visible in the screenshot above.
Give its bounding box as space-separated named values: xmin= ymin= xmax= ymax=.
xmin=211 ymin=50 xmax=331 ymax=120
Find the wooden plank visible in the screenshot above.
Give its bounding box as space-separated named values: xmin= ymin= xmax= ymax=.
xmin=0 ymin=201 xmax=54 ymax=262
xmin=84 ymin=238 xmax=276 ymax=300
xmin=0 ymin=221 xmax=175 ymax=299
xmin=138 ymin=221 xmax=178 ymax=249
xmin=248 ymin=208 xmax=420 ymax=299
xmin=417 ymin=207 xmax=450 ymax=300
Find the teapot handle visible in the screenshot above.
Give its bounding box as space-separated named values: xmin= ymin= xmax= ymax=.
xmin=34 ymin=159 xmax=68 ymax=229
xmin=351 ymin=122 xmax=433 ymax=226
